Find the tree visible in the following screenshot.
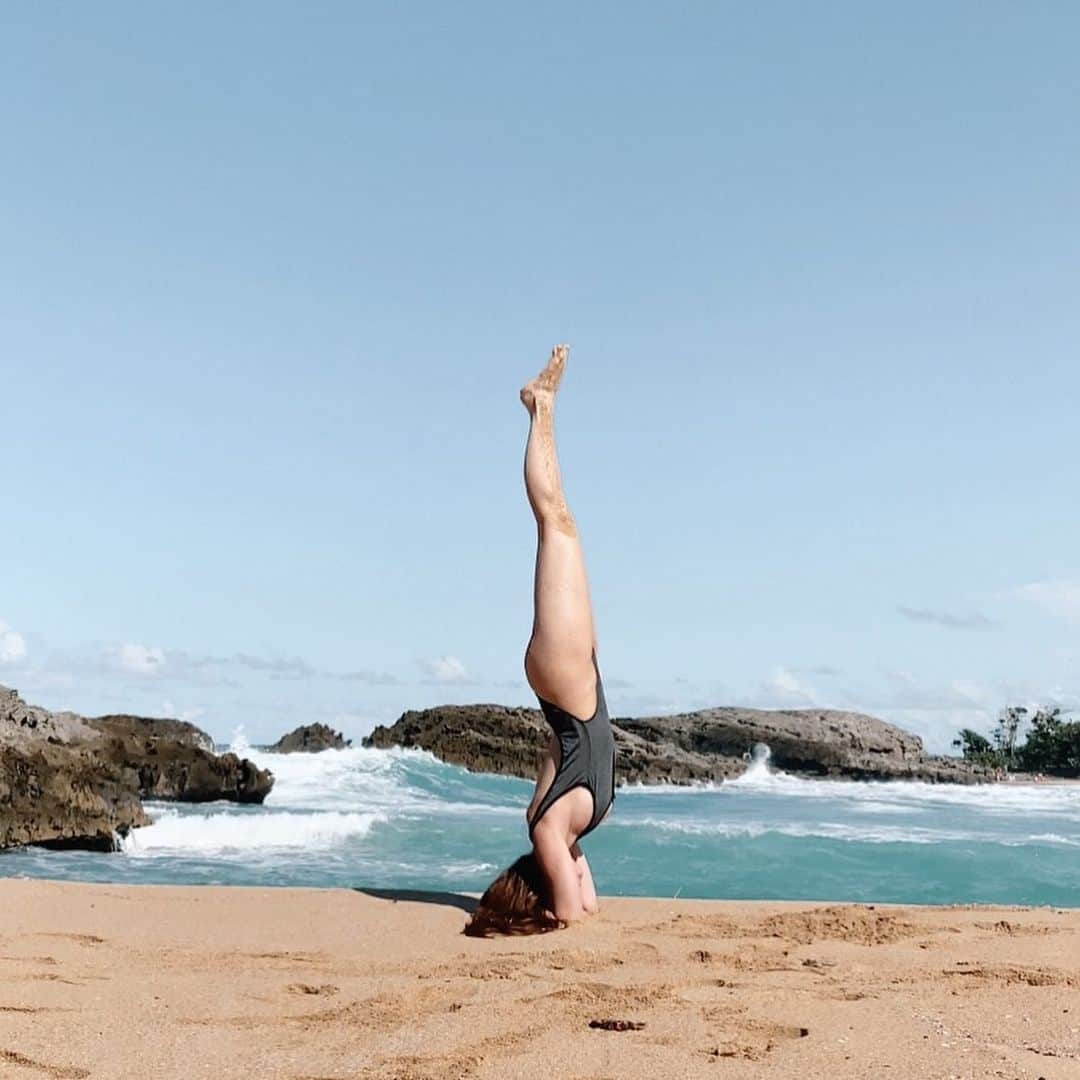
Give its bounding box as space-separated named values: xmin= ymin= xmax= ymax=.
xmin=993 ymin=706 xmax=1028 ymax=764
xmin=1018 ymin=707 xmax=1080 ymax=777
xmin=957 ymin=705 xmax=1080 ymax=778
xmin=953 ymin=728 xmax=993 ymax=758
xmin=952 ymin=728 xmax=1004 ymax=768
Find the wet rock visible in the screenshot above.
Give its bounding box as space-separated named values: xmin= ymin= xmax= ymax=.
xmin=86 ymin=713 xmax=216 ymax=753
xmin=269 ymin=723 xmax=352 ymax=753
xmin=365 ymin=705 xmax=551 ymax=777
xmin=0 ymin=741 xmax=149 ymax=851
xmin=364 ymin=703 xmax=986 ymax=785
xmin=1 ymin=685 xmax=273 ymax=852
xmin=85 ymin=715 xmax=273 ymax=803
xmin=616 ymin=708 xmax=983 ymax=783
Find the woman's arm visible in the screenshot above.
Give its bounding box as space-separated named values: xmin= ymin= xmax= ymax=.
xmin=532 ymin=823 xmax=588 ymax=922
xmin=571 ymin=843 xmax=599 ymax=914
xmin=526 ymin=733 xmax=560 ymax=825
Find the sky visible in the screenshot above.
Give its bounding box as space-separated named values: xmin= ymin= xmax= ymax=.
xmin=2 ymin=3 xmax=1078 ymax=752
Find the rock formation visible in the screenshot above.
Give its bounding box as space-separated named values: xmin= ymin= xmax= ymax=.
xmin=1 ymin=685 xmax=274 ymax=852
xmin=269 ymin=723 xmax=352 ymax=753
xmin=366 ymin=706 xmax=548 ymax=776
xmin=615 ymin=708 xmax=979 ymax=782
xmin=0 ymin=741 xmax=150 ymax=851
xmin=365 ymin=703 xmax=985 ymax=785
xmin=89 ymin=713 xmax=216 ymax=753
xmin=87 ymin=714 xmax=273 ymax=803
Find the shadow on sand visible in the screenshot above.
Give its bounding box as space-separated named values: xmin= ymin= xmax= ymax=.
xmin=354 ymin=888 xmax=478 ymax=914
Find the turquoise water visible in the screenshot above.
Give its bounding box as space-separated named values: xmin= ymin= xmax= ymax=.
xmin=3 ymin=739 xmax=1078 ymax=906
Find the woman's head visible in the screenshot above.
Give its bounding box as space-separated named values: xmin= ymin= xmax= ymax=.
xmin=463 ymin=853 xmax=564 ymax=937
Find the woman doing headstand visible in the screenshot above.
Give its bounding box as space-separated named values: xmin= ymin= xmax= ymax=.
xmin=466 ymin=345 xmax=617 ymax=936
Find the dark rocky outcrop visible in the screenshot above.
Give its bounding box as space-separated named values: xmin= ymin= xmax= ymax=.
xmin=615 ymin=708 xmax=982 ymax=783
xmin=87 ymin=715 xmax=273 ymax=803
xmin=88 ymin=713 xmax=216 ymax=753
xmin=269 ymin=723 xmax=352 ymax=754
xmin=366 ymin=705 xmax=548 ymax=776
xmin=365 ymin=703 xmax=986 ymax=785
xmin=0 ymin=741 xmax=150 ymax=851
xmin=1 ymin=685 xmax=274 ymax=852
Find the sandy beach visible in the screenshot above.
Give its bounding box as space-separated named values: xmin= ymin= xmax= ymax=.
xmin=0 ymin=881 xmax=1076 ymax=1079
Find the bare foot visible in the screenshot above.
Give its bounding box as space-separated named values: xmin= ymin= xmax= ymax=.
xmin=520 ymin=344 xmax=569 ymax=411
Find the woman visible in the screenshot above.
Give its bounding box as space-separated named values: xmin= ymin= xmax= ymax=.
xmin=465 ymin=345 xmax=617 ymax=936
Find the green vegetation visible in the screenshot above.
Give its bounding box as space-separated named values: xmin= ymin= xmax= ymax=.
xmin=953 ymin=707 xmax=1080 ymax=777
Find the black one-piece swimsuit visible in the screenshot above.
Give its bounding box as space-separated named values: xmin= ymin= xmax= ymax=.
xmin=528 ymin=653 xmax=617 ymax=841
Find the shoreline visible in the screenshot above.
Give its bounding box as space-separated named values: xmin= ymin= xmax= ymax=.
xmin=3 ymin=880 xmax=1078 ymax=1079
xmin=6 ymin=872 xmax=1080 ymax=910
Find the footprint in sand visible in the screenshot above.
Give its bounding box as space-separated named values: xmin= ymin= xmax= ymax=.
xmin=32 ymin=928 xmax=104 ymax=946
xmin=34 ymin=934 xmax=105 ymax=947
xmin=540 ymin=981 xmax=677 ymax=1011
xmin=636 ymin=907 xmax=926 ymax=947
xmin=973 ymin=919 xmax=1062 ymax=936
xmin=0 ymin=1049 xmax=90 ymax=1079
xmin=243 ymin=950 xmax=322 ymax=963
xmin=11 ymin=974 xmax=84 ymax=987
xmin=755 ymin=907 xmax=923 ymax=946
xmin=945 ymin=963 xmax=1078 ymax=987
xmin=701 ymin=1018 xmax=810 ymax=1062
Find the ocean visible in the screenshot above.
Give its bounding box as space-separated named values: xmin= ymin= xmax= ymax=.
xmin=3 ymin=735 xmax=1078 ymax=907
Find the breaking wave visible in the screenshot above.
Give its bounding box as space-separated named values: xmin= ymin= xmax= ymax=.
xmin=121 ymin=808 xmax=384 ymax=855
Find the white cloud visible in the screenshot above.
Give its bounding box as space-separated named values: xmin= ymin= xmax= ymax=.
xmin=1013 ymin=579 xmax=1080 ymax=620
xmin=229 ymin=653 xmax=316 ymax=680
xmin=897 ymin=606 xmax=994 ymax=630
xmin=113 ymin=643 xmax=167 ymax=676
xmin=754 ymin=667 xmax=818 ymax=707
xmin=336 ymin=668 xmax=401 ymax=686
xmin=418 ymin=655 xmax=469 ymax=684
xmin=881 ymin=670 xmax=995 ymax=712
xmin=0 ymin=620 xmax=27 ymax=664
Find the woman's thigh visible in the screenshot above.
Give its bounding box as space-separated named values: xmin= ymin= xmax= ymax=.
xmin=526 ymin=529 xmax=596 ymax=714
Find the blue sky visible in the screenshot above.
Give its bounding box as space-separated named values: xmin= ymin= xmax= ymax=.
xmin=2 ymin=3 xmax=1078 ymax=752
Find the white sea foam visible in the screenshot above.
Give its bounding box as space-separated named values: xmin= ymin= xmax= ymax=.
xmin=118 ymin=739 xmax=525 ymax=863
xmin=623 ymin=771 xmax=1080 ymax=820
xmin=1019 ymin=833 xmax=1080 ymax=847
xmin=229 ymin=741 xmax=521 ymax=821
xmin=444 ymin=862 xmax=498 ymax=875
xmin=850 ymin=801 xmax=920 ymax=815
xmin=227 ymin=725 xmax=252 ymax=757
xmin=121 ymin=808 xmax=384 ymax=856
xmin=615 ymin=815 xmax=984 ymax=845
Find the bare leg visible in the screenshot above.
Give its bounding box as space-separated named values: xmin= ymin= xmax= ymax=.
xmin=520 ymin=345 xmax=597 ymax=720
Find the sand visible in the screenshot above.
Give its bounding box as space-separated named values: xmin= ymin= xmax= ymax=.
xmin=1 ymin=880 xmax=1077 ymax=1079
